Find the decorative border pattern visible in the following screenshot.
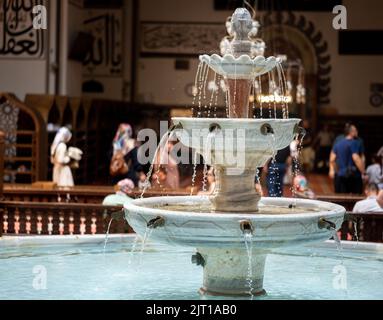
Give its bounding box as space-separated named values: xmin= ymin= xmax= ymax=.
xmin=262 ymin=12 xmax=331 ymax=105
xmin=140 ymin=21 xmax=225 ymax=56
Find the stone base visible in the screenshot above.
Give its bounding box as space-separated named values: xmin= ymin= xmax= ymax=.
xmin=199 ymin=287 xmax=266 ymax=297
xmin=198 ymin=247 xmax=267 ymax=296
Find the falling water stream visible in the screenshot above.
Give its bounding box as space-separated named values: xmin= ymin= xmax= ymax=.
xmin=353 ymin=220 xmax=359 ymax=244
xmin=128 ymin=235 xmax=140 ymax=265
xmin=244 ymin=232 xmax=254 ymax=299
xmin=103 ymin=218 xmax=114 ymax=253
xmin=138 ymin=227 xmax=155 ymax=265
xmin=190 ymin=152 xmax=199 ymax=196
xmin=331 ymin=229 xmax=344 ymax=263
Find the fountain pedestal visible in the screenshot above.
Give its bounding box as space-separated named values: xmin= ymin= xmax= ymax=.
xmin=211 ymin=166 xmax=260 ymax=212
xmin=198 ymin=247 xmax=267 ymax=296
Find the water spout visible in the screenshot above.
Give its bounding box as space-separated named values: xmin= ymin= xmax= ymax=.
xmin=260 ymin=123 xmax=274 ymax=135
xmin=240 ymin=220 xmax=254 ymax=235
xmin=147 ymin=216 xmax=165 ymax=229
xmin=318 ymin=218 xmax=336 ymax=231
xmin=191 ymin=252 xmax=206 ymax=267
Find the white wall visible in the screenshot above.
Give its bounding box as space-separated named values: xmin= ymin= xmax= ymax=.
xmin=0 ymin=60 xmax=47 ymax=100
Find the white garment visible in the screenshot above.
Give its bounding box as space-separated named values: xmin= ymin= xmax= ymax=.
xmin=353 ymin=196 xmax=383 ymax=213
xmin=366 ymin=163 xmax=382 ymax=184
xmin=138 ymin=180 xmax=151 ymax=190
xmin=52 ymin=142 xmax=74 ymax=187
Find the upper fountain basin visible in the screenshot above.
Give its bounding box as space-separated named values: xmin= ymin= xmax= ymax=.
xmin=173 ymin=117 xmax=301 ymax=167
xmin=124 ymin=196 xmax=345 ymax=249
xmin=199 ymin=54 xmax=280 ymax=80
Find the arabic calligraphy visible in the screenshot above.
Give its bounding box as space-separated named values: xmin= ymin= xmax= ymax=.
xmin=141 ymin=22 xmax=225 ymax=55
xmin=83 ymin=9 xmax=122 ymax=77
xmin=0 ymin=0 xmax=45 ymax=58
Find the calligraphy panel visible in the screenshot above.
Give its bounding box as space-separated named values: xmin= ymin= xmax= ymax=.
xmin=83 ymin=9 xmax=123 ymax=77
xmin=140 ymin=22 xmax=225 ymax=56
xmin=0 ymin=0 xmax=46 ymax=59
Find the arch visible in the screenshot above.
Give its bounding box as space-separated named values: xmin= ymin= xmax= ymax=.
xmin=76 ymin=104 xmax=86 ymax=131
xmin=47 ymin=102 xmax=61 ymax=126
xmin=261 ymin=11 xmax=331 ymax=105
xmin=62 ymin=103 xmax=73 ymax=129
xmin=0 ymin=92 xmax=47 ymax=182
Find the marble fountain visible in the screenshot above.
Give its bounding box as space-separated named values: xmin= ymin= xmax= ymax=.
xmin=124 ymin=8 xmax=346 ymax=297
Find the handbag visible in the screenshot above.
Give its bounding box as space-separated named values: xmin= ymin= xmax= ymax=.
xmin=110 ymin=151 xmax=130 ymax=176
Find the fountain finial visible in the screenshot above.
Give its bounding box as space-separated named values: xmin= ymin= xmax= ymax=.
xmin=230 ymin=8 xmax=253 ymax=57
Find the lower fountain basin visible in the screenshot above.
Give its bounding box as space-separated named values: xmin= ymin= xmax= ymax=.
xmin=124 ymin=196 xmax=345 ymax=296
xmin=124 ymin=196 xmax=345 ymax=249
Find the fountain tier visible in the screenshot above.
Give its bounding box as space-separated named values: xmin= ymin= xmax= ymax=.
xmin=173 ymin=117 xmax=301 ymax=212
xmin=124 ymin=196 xmax=345 ymax=296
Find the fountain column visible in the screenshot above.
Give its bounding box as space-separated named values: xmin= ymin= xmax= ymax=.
xmin=226 ymin=79 xmax=252 ymax=118
xmin=199 ymin=247 xmax=267 ymax=296
xmin=209 ymin=8 xmax=263 ymax=212
xmin=211 ymin=166 xmax=260 ymax=212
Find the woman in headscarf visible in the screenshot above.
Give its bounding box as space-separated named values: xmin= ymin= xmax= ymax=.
xmin=110 ymin=123 xmax=143 ymax=186
xmin=51 ymin=127 xmax=74 ymax=187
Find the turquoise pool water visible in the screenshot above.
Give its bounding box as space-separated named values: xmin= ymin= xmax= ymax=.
xmin=0 ymin=238 xmax=382 ymax=300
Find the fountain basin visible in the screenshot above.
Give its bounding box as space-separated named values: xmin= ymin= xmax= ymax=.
xmin=172 ymin=117 xmax=301 ymax=212
xmin=124 ymin=196 xmax=345 ymax=296
xmin=173 ymin=118 xmax=301 ymax=161
xmin=199 ymin=54 xmax=279 ymax=79
xmin=124 ymin=196 xmax=345 ymax=249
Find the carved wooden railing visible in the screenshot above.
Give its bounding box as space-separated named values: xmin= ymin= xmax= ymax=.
xmin=0 ymin=201 xmax=130 ymax=236
xmin=339 ymin=212 xmax=383 ymax=243
xmin=3 ymin=185 xmax=365 ymax=212
xmin=3 ymin=184 xmax=191 ymax=203
xmin=1 ymin=200 xmax=382 ymax=243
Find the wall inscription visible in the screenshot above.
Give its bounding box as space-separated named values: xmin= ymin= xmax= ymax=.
xmin=0 ymin=0 xmax=46 ymax=59
xmin=141 ymin=22 xmax=225 ymax=56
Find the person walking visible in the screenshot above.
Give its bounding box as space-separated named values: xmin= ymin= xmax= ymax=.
xmin=50 ymin=127 xmax=74 ymax=187
xmin=329 ymin=124 xmax=365 ymax=194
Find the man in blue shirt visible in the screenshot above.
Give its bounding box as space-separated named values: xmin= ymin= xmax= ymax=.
xmin=329 ymin=124 xmax=365 ymax=194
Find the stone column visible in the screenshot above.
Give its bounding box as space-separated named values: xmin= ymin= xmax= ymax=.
xmin=211 ymin=166 xmax=260 ymax=212
xmin=199 ymin=247 xmax=267 ymax=296
xmin=226 ymin=79 xmax=252 ymax=118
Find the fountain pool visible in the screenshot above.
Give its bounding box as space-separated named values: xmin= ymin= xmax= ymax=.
xmin=0 ymin=235 xmax=383 ymax=300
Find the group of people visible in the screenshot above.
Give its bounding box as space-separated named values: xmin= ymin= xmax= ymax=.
xmin=50 ymin=121 xmax=383 ymax=214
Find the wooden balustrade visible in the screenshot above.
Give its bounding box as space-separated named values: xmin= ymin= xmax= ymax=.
xmin=338 ymin=212 xmax=383 ymax=243
xmin=3 ymin=184 xmax=191 ymax=204
xmin=0 ymin=201 xmax=131 ymax=236
xmin=1 ymin=199 xmax=382 ymax=243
